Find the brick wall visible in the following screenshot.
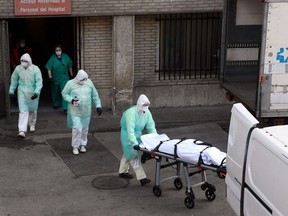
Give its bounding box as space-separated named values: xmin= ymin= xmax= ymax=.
xmin=134 ymin=15 xmax=159 ymax=87
xmin=83 ymin=16 xmax=112 ymax=89
xmin=0 ymin=0 xmax=223 ymax=18
xmin=83 ymin=17 xmax=113 ymax=107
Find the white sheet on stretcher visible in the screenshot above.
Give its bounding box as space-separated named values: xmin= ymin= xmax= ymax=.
xmin=140 ymin=133 xmax=226 ymax=166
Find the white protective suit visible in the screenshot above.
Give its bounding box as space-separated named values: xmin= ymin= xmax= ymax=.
xmin=118 ymin=94 xmax=157 ymax=180
xmin=62 ymin=69 xmax=102 ymax=150
xmin=9 ymin=53 xmax=43 ymax=133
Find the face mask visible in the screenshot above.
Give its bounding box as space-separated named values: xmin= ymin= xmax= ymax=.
xmin=21 ymin=61 xmax=28 ymax=68
xmin=20 ymin=43 xmax=25 ymax=48
xmin=55 ymin=51 xmax=62 ymax=56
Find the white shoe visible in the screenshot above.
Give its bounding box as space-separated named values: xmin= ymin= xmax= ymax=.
xmin=29 ymin=125 xmax=35 ymax=132
xmin=80 ymin=146 xmax=86 ymax=153
xmin=18 ymin=131 xmax=26 ymax=138
xmin=73 ymin=148 xmax=79 ymax=155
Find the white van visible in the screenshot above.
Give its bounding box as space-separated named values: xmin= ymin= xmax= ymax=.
xmin=226 ymin=103 xmax=288 ymax=216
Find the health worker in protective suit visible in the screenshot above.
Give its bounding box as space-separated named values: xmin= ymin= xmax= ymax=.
xmin=118 ymin=94 xmax=157 ymax=186
xmin=9 ymin=53 xmax=43 ymax=138
xmin=62 ymin=69 xmax=102 ymax=155
xmin=45 ymin=45 xmax=73 ymax=112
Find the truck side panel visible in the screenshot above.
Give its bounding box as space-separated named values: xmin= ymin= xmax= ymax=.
xmin=259 ymin=2 xmax=288 ymax=117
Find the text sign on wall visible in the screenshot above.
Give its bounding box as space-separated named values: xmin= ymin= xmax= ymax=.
xmin=15 ymin=0 xmax=71 ymax=16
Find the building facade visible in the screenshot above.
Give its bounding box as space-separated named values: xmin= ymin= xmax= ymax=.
xmin=0 ymin=0 xmax=226 ymax=116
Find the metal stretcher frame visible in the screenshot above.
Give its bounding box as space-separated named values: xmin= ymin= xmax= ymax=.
xmin=138 ymin=147 xmax=226 ymax=209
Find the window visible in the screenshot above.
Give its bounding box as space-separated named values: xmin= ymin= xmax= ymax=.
xmin=157 ymin=12 xmax=222 ymax=80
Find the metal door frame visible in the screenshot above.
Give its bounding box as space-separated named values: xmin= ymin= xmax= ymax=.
xmin=1 ymin=20 xmax=11 ymax=119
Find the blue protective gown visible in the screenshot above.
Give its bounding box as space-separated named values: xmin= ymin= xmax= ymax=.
xmin=9 ymin=63 xmax=43 ymax=112
xmin=62 ymin=78 xmax=101 ymax=128
xmin=120 ymin=106 xmax=157 ymax=160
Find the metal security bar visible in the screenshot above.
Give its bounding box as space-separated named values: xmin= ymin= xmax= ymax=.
xmin=156 ymin=12 xmax=222 ymax=80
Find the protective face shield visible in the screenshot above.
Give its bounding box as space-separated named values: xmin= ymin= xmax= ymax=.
xmin=136 ymin=94 xmax=150 ymax=113
xmin=75 ymin=69 xmax=89 ymax=85
xmin=20 ymin=53 xmax=32 ymax=69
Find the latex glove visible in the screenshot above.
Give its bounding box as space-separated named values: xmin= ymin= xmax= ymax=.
xmin=49 ymin=78 xmax=54 ymax=85
xmin=133 ymin=145 xmax=140 ymax=150
xmin=96 ymin=108 xmax=102 ymax=116
xmin=31 ymin=94 xmax=38 ymax=100
xmin=71 ymin=98 xmax=80 ymax=106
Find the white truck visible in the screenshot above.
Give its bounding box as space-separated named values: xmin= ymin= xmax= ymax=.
xmin=221 ymin=0 xmax=288 ymax=126
xmin=225 ymin=103 xmax=288 ymax=216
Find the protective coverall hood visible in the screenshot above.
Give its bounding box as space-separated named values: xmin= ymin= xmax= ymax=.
xmin=20 ymin=53 xmax=32 ymax=68
xmin=75 ymin=69 xmax=89 ymax=84
xmin=136 ymin=94 xmax=150 ymax=113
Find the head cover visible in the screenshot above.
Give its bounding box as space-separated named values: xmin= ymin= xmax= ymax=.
xmin=20 ymin=53 xmax=32 ymax=68
xmin=75 ymin=69 xmax=89 ymax=84
xmin=136 ymin=94 xmax=150 ymax=113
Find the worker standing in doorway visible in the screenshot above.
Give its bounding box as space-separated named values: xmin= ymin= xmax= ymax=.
xmin=45 ymin=45 xmax=73 ymax=113
xmin=10 ymin=38 xmax=31 ymax=71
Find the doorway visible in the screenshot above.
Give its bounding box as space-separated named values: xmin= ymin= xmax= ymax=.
xmin=8 ymin=17 xmax=78 ymax=112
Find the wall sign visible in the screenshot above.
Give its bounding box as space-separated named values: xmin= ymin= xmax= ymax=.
xmin=14 ymin=0 xmax=71 ymax=16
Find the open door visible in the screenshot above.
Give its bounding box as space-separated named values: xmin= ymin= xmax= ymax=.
xmin=1 ymin=20 xmax=11 ymax=119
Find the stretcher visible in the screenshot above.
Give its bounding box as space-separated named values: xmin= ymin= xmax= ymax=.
xmin=137 ymin=133 xmax=227 ymax=209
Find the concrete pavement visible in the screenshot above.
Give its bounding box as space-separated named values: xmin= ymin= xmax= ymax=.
xmin=0 ymin=104 xmax=236 ymax=216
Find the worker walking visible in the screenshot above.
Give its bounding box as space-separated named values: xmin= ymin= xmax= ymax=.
xmin=62 ymin=69 xmax=102 ymax=155
xmin=118 ymin=94 xmax=157 ymax=186
xmin=45 ymin=45 xmax=73 ymax=112
xmin=9 ymin=53 xmax=43 ymax=138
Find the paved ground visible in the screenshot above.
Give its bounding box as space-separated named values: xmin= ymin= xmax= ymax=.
xmin=0 ymin=104 xmax=237 ymax=216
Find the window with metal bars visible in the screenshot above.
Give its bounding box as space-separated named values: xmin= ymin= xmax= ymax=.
xmin=156 ymin=12 xmax=222 ymax=80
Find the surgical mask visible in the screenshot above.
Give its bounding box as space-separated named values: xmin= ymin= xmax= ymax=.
xmin=55 ymin=51 xmax=62 ymax=56
xmin=21 ymin=61 xmax=28 ymax=68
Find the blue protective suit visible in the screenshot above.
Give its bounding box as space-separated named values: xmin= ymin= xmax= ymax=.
xmin=62 ymin=70 xmax=101 ymax=128
xmin=120 ymin=94 xmax=157 ymax=160
xmin=9 ymin=53 xmax=43 ymax=112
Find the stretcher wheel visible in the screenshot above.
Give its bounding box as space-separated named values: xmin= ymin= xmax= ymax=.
xmin=174 ymin=178 xmax=183 ymax=190
xmin=205 ymin=189 xmax=216 ymax=201
xmin=184 ymin=196 xmax=195 ymax=209
xmin=201 ymin=184 xmax=207 ymax=190
xmin=153 ymin=186 xmax=162 ymax=197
